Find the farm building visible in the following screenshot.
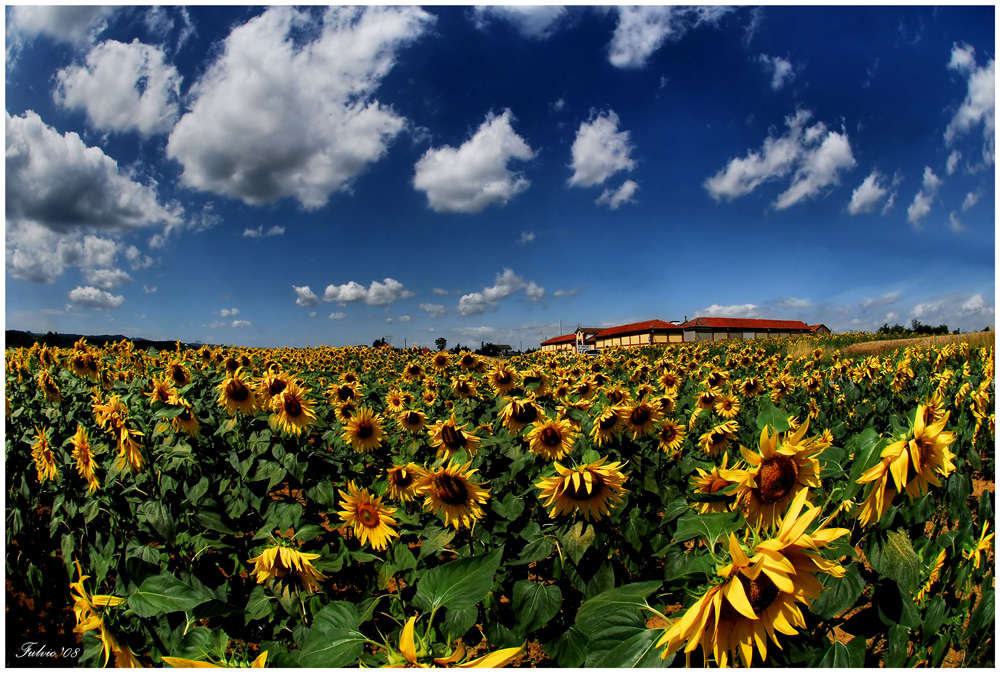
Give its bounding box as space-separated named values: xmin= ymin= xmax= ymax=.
xmin=541 ymin=317 xmax=831 ymax=349
xmin=680 ymin=317 xmax=821 ymax=342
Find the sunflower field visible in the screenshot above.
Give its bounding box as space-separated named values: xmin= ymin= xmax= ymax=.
xmin=4 ymin=333 xmax=995 ymax=668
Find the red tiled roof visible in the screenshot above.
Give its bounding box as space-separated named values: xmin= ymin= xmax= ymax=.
xmin=595 ymin=320 xmax=682 ymax=338
xmin=808 ymin=324 xmax=830 ymax=332
xmin=540 ymin=333 xmax=576 ymax=345
xmin=681 ymin=317 xmax=811 ymax=330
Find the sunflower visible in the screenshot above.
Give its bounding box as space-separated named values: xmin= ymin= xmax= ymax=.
xmin=385 ymin=463 xmax=430 ymax=502
xmin=270 ymin=381 xmax=317 ymax=437
xmin=248 ymin=543 xmax=327 ymax=593
xmin=657 ymin=493 xmax=849 ymax=668
xmin=327 ymin=380 xmax=361 ymax=406
xmin=697 ymin=419 xmax=739 ymax=457
xmin=690 ymin=453 xmax=737 ymax=514
xmin=714 ymin=393 xmax=741 ymax=420
xmin=487 ymin=363 xmax=519 ymax=395
xmin=258 ymin=371 xmax=293 ymax=410
xmin=915 ymin=548 xmax=947 ymax=603
xmin=384 ymin=389 xmax=407 ymax=413
xmin=162 ymin=652 xmax=268 ymax=668
xmin=217 ymin=369 xmax=257 ymax=415
xmin=535 ymin=457 xmax=628 ymax=521
xmin=695 ymin=389 xmax=719 ymax=411
xmin=386 ymin=616 xmax=524 ymax=668
xmin=402 ymin=361 xmax=425 ymax=383
xmin=396 ymin=408 xmax=427 ymax=434
xmin=116 ymin=426 xmax=146 ymax=472
xmin=338 ymin=481 xmax=400 ymax=551
xmin=342 ymin=407 xmax=386 ymax=453
xmin=498 ymin=397 xmax=542 ymax=434
xmin=526 ymin=417 xmax=578 ymax=461
xmin=720 ymin=420 xmax=824 ymax=530
xmin=521 ymin=368 xmax=550 ymax=396
xmin=70 ymin=560 xmax=127 ymax=666
xmin=457 ymin=351 xmax=480 ymax=371
xmin=450 ymin=376 xmax=479 ymax=400
xmin=703 ymin=370 xmax=729 ymax=391
xmin=427 ymin=414 xmax=480 ymax=459
xmin=656 ymin=418 xmax=687 ymax=456
xmin=70 ymin=424 xmax=101 ymax=493
xmin=30 ymin=425 xmax=60 ymax=484
xmin=334 ymin=401 xmax=358 ymax=423
xmin=418 ymin=460 xmax=491 ymax=530
xmin=602 ymin=384 xmax=631 ymax=406
xmin=658 ymin=370 xmax=683 ymax=395
xmin=963 ymin=522 xmax=994 ymax=571
xmin=740 ymin=377 xmax=765 ymax=397
xmin=166 ymin=360 xmax=191 ymax=388
xmin=37 ymin=369 xmax=61 ymax=403
xmin=146 ymin=376 xmax=175 ymax=406
xmin=169 ymin=395 xmax=201 ymax=437
xmin=590 ymin=405 xmax=626 ymax=447
xmin=431 ymin=352 xmax=451 ymax=372
xmin=623 ymin=400 xmax=663 ymax=439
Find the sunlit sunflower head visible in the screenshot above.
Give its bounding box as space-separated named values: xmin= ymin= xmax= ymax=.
xmin=145 ymin=376 xmax=175 ymax=407
xmin=115 ymin=426 xmax=146 ymax=472
xmin=342 ymin=407 xmax=385 ymax=453
xmin=31 ymin=425 xmax=60 ymax=484
xmin=695 ymin=389 xmax=720 ymax=411
xmin=720 ymin=420 xmax=825 ymax=530
xmin=327 ymin=380 xmax=361 ymax=406
xmin=703 ymin=370 xmax=729 ymax=391
xmin=247 ymin=543 xmax=327 ymax=593
xmin=498 ymin=397 xmax=542 ymax=434
xmin=526 ymin=417 xmax=578 ymax=461
xmin=402 ymin=361 xmax=425 ymax=383
xmin=70 ymin=424 xmax=101 ymax=493
xmin=167 ymin=394 xmax=200 ymax=436
xmin=217 ymin=369 xmax=257 ymax=415
xmin=740 ymin=377 xmax=765 ymax=397
xmin=70 ymin=352 xmax=100 ymax=381
xmin=590 ymin=405 xmax=626 ymax=447
xmin=427 ymin=414 xmax=480 ymax=459
xmin=385 ymin=463 xmax=430 ymax=502
xmin=903 ymin=406 xmax=956 ymax=500
xmin=697 ymin=419 xmax=739 ymax=457
xmin=535 ymin=456 xmax=628 ymax=521
xmin=691 ymin=453 xmax=738 ymax=514
xmin=418 ymin=460 xmax=490 ymax=530
xmin=270 ymin=381 xmax=317 ymax=437
xmin=431 ymin=352 xmax=451 ymax=372
xmin=384 ymin=389 xmax=407 ymax=413
xmin=656 ymin=417 xmax=687 ymax=456
xmin=337 ymin=481 xmax=400 ymax=552
xmin=487 ymin=364 xmax=519 ymax=395
xmin=457 ymin=351 xmax=479 ymax=371
xmin=396 ymin=408 xmax=427 ymax=434
xmin=258 ymin=371 xmax=292 ymax=409
xmin=37 ymin=369 xmax=62 ymax=403
xmin=658 ymin=370 xmax=683 ymax=394
xmin=166 ymin=360 xmax=191 ymax=388
xmin=623 ymin=400 xmax=664 ymax=439
xmin=602 ymin=384 xmax=631 ymax=407
xmin=450 ymin=376 xmax=479 ymax=400
xmin=521 ymin=368 xmax=550 ymax=396
xmin=714 ymin=393 xmax=741 ymax=420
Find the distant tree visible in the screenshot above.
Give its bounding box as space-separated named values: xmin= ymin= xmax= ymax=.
xmin=372 ymin=337 xmax=387 ymax=348
xmin=984 ymin=326 xmax=993 ymax=332
xmin=435 ymin=337 xmax=447 ymax=351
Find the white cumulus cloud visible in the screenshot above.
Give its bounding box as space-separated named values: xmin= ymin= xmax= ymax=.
xmin=596 ymin=180 xmax=639 ymax=210
xmin=848 ymin=171 xmax=890 ymax=215
xmin=758 ymin=54 xmax=795 ymax=90
xmin=243 ymin=225 xmax=285 ymax=238
xmin=84 ymin=268 xmax=131 ymax=290
xmin=68 ymin=285 xmax=125 ymax=310
xmin=944 ymin=43 xmax=995 ymax=165
xmin=705 ymin=109 xmax=856 ymax=210
xmin=419 ymin=303 xmax=447 ymax=318
xmin=906 ymin=166 xmax=942 ymax=227
xmin=329 ymin=312 xmax=347 ymax=320
xmin=607 ymin=6 xmax=731 ymax=69
xmin=697 ymin=303 xmax=761 ymax=318
xmin=166 ymin=6 xmax=434 ymax=209
xmin=54 ymin=39 xmax=182 ymax=136
xmin=472 ymin=6 xmax=568 ymax=39
xmin=293 ymin=285 xmax=320 ymax=307
xmin=323 ymin=278 xmax=413 ymax=306
xmin=458 ymin=268 xmax=545 ymax=316
xmin=220 ymin=308 xmax=240 ymax=317
xmin=7 ymin=5 xmax=116 ymax=47
xmin=568 ymin=109 xmax=636 ymax=188
xmin=413 ymin=109 xmax=534 ymax=213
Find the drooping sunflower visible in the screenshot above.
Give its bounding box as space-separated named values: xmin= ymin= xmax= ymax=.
xmin=385 ymin=463 xmax=430 ymax=502
xmin=396 ymin=408 xmax=427 ymax=434
xmin=162 ymin=652 xmax=268 ymax=668
xmin=590 ymin=405 xmax=626 ymax=447
xmin=169 ymin=395 xmax=200 ymax=437
xmin=963 ymin=522 xmax=994 ymax=571
xmin=427 ymin=414 xmax=480 ymax=459
xmin=70 ymin=560 xmax=127 ymax=666
xmin=37 ymin=369 xmax=62 ymax=403
xmin=342 ymin=407 xmax=386 ymax=453
xmin=720 ymin=420 xmax=824 ymax=530
xmin=418 ymin=460 xmax=491 ymax=530
xmin=623 ymin=400 xmax=663 ymax=439
xmin=915 ymin=548 xmax=947 ymax=603
xmin=690 ymin=453 xmax=737 ymax=514
xmin=385 ymin=615 xmax=524 ymax=668
xmin=166 ymin=360 xmax=191 ymax=388
xmin=247 ymin=543 xmax=327 ymax=593
xmin=217 ymin=368 xmax=257 ymax=415
xmin=31 ymin=425 xmax=60 ymax=484
xmin=498 ymin=397 xmax=542 ymax=434
xmin=145 ymin=376 xmax=175 ymax=406
xmin=258 ymin=371 xmax=293 ymax=410
xmin=116 ymin=426 xmax=146 ymax=472
xmin=697 ymin=419 xmax=739 ymax=457
xmin=450 ymin=376 xmax=479 ymax=400
xmin=656 ymin=418 xmax=687 ymax=455
xmin=70 ymin=424 xmax=101 ymax=493
xmin=535 ymin=456 xmax=628 ymax=521
xmin=270 ymin=380 xmax=317 ymax=437
xmin=526 ymin=417 xmax=578 ymax=461
xmin=338 ymin=481 xmax=400 ymax=552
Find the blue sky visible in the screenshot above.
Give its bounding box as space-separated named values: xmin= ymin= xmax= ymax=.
xmin=5 ymin=4 xmax=996 ymax=349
